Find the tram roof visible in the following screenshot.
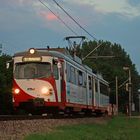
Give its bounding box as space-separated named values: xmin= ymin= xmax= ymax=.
xmin=14 ymin=48 xmax=70 ymax=58
xmin=14 ymin=48 xmax=108 ymax=83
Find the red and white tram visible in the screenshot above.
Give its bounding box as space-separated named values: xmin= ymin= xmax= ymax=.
xmin=12 ymin=48 xmax=110 ymax=115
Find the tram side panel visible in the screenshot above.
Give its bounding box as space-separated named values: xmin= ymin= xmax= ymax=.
xmin=99 ymin=82 xmax=109 ymax=107
xmin=94 ymin=79 xmax=100 ymax=107
xmin=65 ymin=62 xmax=87 ymax=109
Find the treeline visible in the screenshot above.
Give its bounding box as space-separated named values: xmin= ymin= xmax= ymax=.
xmin=0 ymin=40 xmax=140 ymax=114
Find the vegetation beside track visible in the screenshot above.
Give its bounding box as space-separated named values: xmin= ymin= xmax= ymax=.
xmin=24 ymin=116 xmax=140 ymax=140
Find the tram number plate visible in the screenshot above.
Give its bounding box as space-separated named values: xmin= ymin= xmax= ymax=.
xmin=33 ymin=98 xmax=45 ymax=106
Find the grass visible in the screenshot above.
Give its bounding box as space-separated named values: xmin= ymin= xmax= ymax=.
xmin=24 ymin=117 xmax=140 ymax=140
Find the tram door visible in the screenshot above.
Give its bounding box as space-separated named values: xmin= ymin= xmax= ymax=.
xmin=53 ymin=60 xmax=64 ymax=103
xmin=59 ymin=62 xmax=65 ymax=104
xmin=87 ymin=75 xmax=92 ymax=106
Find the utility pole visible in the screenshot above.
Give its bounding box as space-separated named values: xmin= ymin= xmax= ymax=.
xmin=116 ymin=76 xmax=118 ymax=115
xmin=138 ymin=94 xmax=140 ymax=113
xmin=0 ymin=43 xmax=2 ymax=55
xmin=128 ymin=68 xmax=132 ymax=116
xmin=123 ymin=67 xmax=132 ymax=117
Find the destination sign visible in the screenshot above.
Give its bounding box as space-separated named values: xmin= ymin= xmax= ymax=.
xmin=23 ymin=57 xmax=42 ymax=62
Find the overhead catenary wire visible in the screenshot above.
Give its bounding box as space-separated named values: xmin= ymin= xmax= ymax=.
xmin=82 ymin=43 xmax=102 ymax=61
xmin=39 ymin=0 xmax=105 ymax=61
xmin=38 ymin=0 xmax=78 ymax=36
xmin=52 ymin=0 xmax=106 ymax=61
xmin=52 ymin=0 xmax=97 ymax=40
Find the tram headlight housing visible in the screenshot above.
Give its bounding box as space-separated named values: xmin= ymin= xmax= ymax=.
xmin=41 ymin=87 xmax=49 ymax=94
xmin=14 ymin=88 xmax=20 ymax=94
xmin=41 ymin=87 xmax=53 ymax=95
xmin=29 ymin=48 xmax=35 ymax=54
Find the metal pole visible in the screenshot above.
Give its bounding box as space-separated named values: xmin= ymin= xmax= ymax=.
xmin=128 ymin=69 xmax=132 ymax=116
xmin=116 ymin=76 xmax=118 ymax=115
xmin=0 ymin=43 xmax=2 ymax=55
xmin=139 ymin=94 xmax=140 ymax=113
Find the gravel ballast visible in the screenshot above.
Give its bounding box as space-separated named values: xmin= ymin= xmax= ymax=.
xmin=0 ymin=117 xmax=107 ymax=140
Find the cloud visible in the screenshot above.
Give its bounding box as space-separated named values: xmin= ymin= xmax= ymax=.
xmin=46 ymin=13 xmax=58 ymax=21
xmin=2 ymin=0 xmax=140 ymax=22
xmin=1 ymin=0 xmax=140 ymax=33
xmin=40 ymin=11 xmax=57 ymax=21
xmin=0 ymin=0 xmax=43 ymax=30
xmin=67 ymin=0 xmax=140 ymax=18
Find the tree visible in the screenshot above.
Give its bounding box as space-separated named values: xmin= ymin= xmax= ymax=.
xmin=80 ymin=40 xmax=140 ymax=112
xmin=0 ymin=54 xmax=13 ymax=114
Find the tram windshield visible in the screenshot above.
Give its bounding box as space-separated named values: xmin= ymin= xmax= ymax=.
xmin=14 ymin=62 xmax=51 ymax=79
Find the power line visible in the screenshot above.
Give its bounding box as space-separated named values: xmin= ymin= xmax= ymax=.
xmin=82 ymin=43 xmax=103 ymax=61
xmin=38 ymin=0 xmax=78 ymax=36
xmin=52 ymin=0 xmax=107 ymax=61
xmin=39 ymin=0 xmax=105 ymax=61
xmin=52 ymin=0 xmax=97 ymax=40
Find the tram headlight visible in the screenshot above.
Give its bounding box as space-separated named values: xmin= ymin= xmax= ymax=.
xmin=29 ymin=48 xmax=35 ymax=54
xmin=41 ymin=87 xmax=53 ymax=95
xmin=14 ymin=88 xmax=20 ymax=94
xmin=41 ymin=87 xmax=49 ymax=94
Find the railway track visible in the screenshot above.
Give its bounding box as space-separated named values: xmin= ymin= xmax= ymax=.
xmin=0 ymin=113 xmax=93 ymax=121
xmin=0 ymin=115 xmax=49 ymax=121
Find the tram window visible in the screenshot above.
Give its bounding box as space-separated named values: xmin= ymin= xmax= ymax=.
xmin=83 ymin=73 xmax=86 ymax=87
xmin=100 ymin=83 xmax=108 ymax=96
xmin=88 ymin=76 xmax=92 ymax=90
xmin=78 ymin=71 xmax=83 ymax=86
xmin=66 ymin=64 xmax=70 ymax=82
xmin=24 ymin=66 xmax=36 ymax=78
xmin=38 ymin=63 xmax=51 ymax=78
xmin=75 ymin=70 xmax=78 ymax=85
xmin=14 ymin=64 xmax=24 ymax=79
xmin=70 ymin=66 xmax=76 ymax=84
xmin=53 ymin=60 xmax=59 ymax=79
xmin=95 ymin=80 xmax=98 ymax=92
xmin=53 ymin=64 xmax=59 ymax=80
xmin=14 ymin=62 xmax=51 ymax=79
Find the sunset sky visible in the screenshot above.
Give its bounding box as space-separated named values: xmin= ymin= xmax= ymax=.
xmin=0 ymin=0 xmax=140 ymax=73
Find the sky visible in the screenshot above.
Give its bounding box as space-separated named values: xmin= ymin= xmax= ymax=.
xmin=0 ymin=0 xmax=140 ymax=73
